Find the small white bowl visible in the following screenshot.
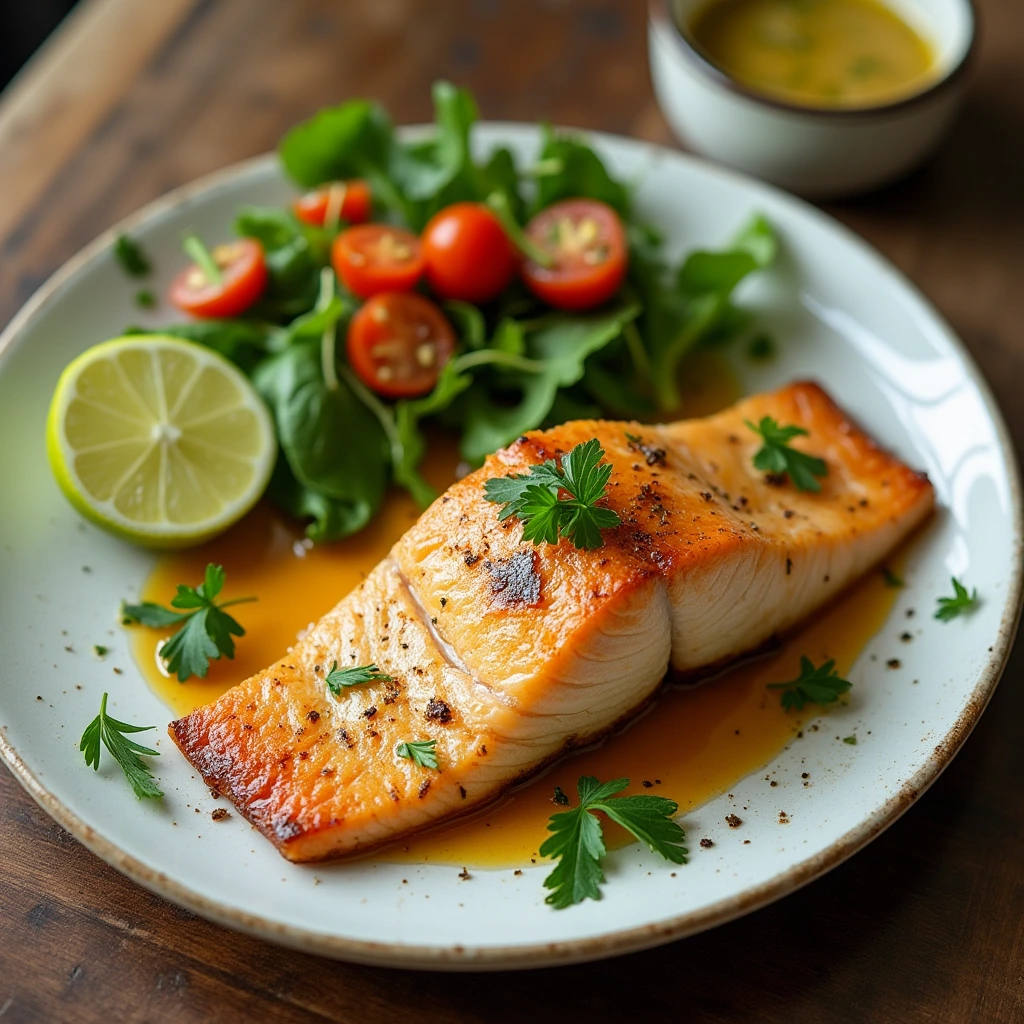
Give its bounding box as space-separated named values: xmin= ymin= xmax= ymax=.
xmin=649 ymin=0 xmax=976 ymax=199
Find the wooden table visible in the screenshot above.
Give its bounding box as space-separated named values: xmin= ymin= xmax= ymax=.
xmin=2 ymin=1 xmax=1022 ymax=1019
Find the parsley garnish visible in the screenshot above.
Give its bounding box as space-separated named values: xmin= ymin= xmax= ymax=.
xmin=135 ymin=288 xmax=156 ymax=309
xmin=113 ymin=234 xmax=151 ymax=277
xmin=935 ymin=577 xmax=979 ymax=621
xmin=80 ymin=692 xmax=162 ymax=799
xmin=396 ymin=739 xmax=439 ymax=770
xmin=539 ymin=776 xmax=688 ymax=909
xmin=767 ymin=656 xmax=852 ymax=711
xmin=882 ymin=566 xmax=905 ymax=588
xmin=483 ymin=438 xmax=622 ymax=550
xmin=746 ymin=417 xmax=828 ymax=492
xmin=843 ymin=735 xmax=857 ymax=745
xmin=120 ymin=564 xmax=254 ymax=681
xmin=325 ymin=661 xmax=392 ymax=696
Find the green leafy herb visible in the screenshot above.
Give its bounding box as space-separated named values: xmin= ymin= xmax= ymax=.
xmin=135 ymin=289 xmax=156 ymax=309
xmin=114 ymin=234 xmax=151 ymax=277
xmin=539 ymin=776 xmax=688 ymax=909
xmin=92 ymin=644 xmax=108 ymax=658
xmin=120 ymin=564 xmax=255 ymax=681
xmin=767 ymin=656 xmax=852 ymax=712
xmin=325 ymin=661 xmax=392 ymax=696
xmin=484 ymin=438 xmax=622 ymax=550
xmin=746 ymin=416 xmax=828 ymax=492
xmin=843 ymin=735 xmax=858 ymax=745
xmin=881 ymin=566 xmax=905 ymax=588
xmin=183 ymin=232 xmax=223 ymax=286
xmin=934 ymin=577 xmax=979 ymax=621
xmin=396 ymin=739 xmax=439 ymax=770
xmin=80 ymin=692 xmax=163 ymax=800
xmin=125 ymin=319 xmax=280 ymax=376
xmin=747 ymin=333 xmax=775 ymax=361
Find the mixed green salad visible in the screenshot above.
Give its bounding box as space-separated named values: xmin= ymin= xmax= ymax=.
xmin=125 ymin=80 xmax=778 ymax=543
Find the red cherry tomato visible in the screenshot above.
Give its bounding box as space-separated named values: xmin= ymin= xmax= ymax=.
xmin=332 ymin=225 xmax=424 ymax=299
xmin=421 ymin=202 xmax=517 ymax=303
xmin=346 ymin=293 xmax=457 ymax=399
xmin=293 ymin=180 xmax=372 ymax=226
xmin=169 ymin=238 xmax=268 ymax=319
xmin=521 ymin=199 xmax=628 ymax=311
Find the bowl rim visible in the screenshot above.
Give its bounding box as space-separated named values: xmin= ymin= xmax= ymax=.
xmin=649 ymin=0 xmax=978 ymax=120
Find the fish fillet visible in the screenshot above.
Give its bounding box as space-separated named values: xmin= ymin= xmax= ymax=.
xmin=170 ymin=382 xmax=934 ymax=861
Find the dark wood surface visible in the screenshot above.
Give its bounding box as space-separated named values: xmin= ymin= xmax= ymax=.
xmin=1 ymin=1 xmax=1023 ymax=1020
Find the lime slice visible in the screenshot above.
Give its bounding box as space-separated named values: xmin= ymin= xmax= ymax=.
xmin=47 ymin=335 xmax=276 ymax=548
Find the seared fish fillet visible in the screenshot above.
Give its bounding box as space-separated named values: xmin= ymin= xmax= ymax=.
xmin=171 ymin=383 xmax=933 ymax=861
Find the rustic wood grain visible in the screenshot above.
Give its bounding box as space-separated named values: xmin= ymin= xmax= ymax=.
xmin=1 ymin=0 xmax=1023 ymax=1021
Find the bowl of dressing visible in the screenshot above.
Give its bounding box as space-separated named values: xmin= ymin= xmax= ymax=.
xmin=649 ymin=0 xmax=976 ymax=198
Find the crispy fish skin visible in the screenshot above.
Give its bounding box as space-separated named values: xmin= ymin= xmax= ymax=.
xmin=171 ymin=382 xmax=934 ymax=862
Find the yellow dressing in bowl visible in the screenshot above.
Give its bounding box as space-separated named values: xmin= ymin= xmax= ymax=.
xmin=689 ymin=0 xmax=937 ymax=109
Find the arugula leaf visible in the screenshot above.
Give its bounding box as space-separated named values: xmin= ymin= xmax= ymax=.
xmin=396 ymin=739 xmax=439 ymax=770
xmin=532 ymin=125 xmax=632 ymax=217
xmin=459 ymin=305 xmax=640 ymax=464
xmin=325 ymin=661 xmax=392 ymax=696
xmin=114 ymin=234 xmax=151 ymax=277
xmin=80 ymin=692 xmax=162 ymax=800
xmin=746 ymin=416 xmax=828 ymax=492
xmin=539 ymin=776 xmax=687 ymax=908
xmin=767 ymin=656 xmax=852 ymax=711
xmin=935 ymin=577 xmax=979 ymax=621
xmin=254 ymin=337 xmax=390 ymax=541
xmin=121 ymin=564 xmax=254 ymax=681
xmin=633 ymin=214 xmax=777 ymax=411
xmin=484 ymin=438 xmax=621 ymax=550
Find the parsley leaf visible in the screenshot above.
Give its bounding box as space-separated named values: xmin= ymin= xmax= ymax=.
xmin=121 ymin=564 xmax=255 ymax=681
xmin=745 ymin=416 xmax=828 ymax=492
xmin=539 ymin=776 xmax=687 ymax=909
xmin=80 ymin=692 xmax=163 ymax=800
xmin=396 ymin=739 xmax=439 ymax=770
xmin=935 ymin=577 xmax=979 ymax=621
xmin=114 ymin=234 xmax=151 ymax=277
xmin=325 ymin=661 xmax=392 ymax=696
xmin=767 ymin=656 xmax=852 ymax=711
xmin=483 ymin=438 xmax=622 ymax=550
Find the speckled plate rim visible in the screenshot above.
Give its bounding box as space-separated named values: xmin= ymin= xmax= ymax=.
xmin=0 ymin=133 xmax=1021 ymax=971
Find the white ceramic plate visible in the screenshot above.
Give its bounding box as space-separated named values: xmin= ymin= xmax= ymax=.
xmin=0 ymin=126 xmax=1019 ymax=970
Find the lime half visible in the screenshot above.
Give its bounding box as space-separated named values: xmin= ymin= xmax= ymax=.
xmin=47 ymin=335 xmax=276 ymax=548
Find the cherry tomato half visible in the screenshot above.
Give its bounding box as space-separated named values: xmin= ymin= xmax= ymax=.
xmin=521 ymin=199 xmax=628 ymax=311
xmin=421 ymin=202 xmax=517 ymax=304
xmin=347 ymin=293 xmax=457 ymax=399
xmin=169 ymin=238 xmax=268 ymax=319
xmin=293 ymin=180 xmax=372 ymax=227
xmin=332 ymin=225 xmax=424 ymax=299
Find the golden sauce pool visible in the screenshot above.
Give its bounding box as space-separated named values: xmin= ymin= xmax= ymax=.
xmin=689 ymin=0 xmax=937 ymax=109
xmin=130 ymin=362 xmax=898 ymax=868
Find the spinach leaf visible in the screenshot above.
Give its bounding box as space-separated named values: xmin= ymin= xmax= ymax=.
xmin=276 ymin=82 xmax=522 ymax=232
xmin=279 ymin=99 xmax=394 ymax=190
xmin=235 ymin=207 xmax=331 ymax=320
xmin=123 ymin=320 xmax=280 ymax=375
xmin=254 ymin=339 xmax=389 ymax=541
